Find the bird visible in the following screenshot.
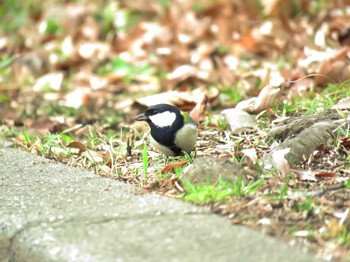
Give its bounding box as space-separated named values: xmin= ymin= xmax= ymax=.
xmin=135 ymin=104 xmax=198 ymax=156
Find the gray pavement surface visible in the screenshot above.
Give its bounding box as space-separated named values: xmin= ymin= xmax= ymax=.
xmin=0 ymin=142 xmax=323 ymax=262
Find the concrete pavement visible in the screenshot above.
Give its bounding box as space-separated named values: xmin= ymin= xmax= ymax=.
xmin=0 ymin=142 xmax=322 ymax=262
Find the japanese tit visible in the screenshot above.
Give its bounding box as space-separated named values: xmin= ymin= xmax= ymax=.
xmin=135 ymin=104 xmax=198 ymax=156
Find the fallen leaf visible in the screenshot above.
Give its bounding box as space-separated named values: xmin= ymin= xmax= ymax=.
xmin=24 ymin=142 xmax=43 ymax=154
xmin=33 ymin=72 xmax=64 ymax=92
xmin=25 ymin=117 xmax=55 ymax=134
xmin=78 ymin=42 xmax=110 ymax=60
xmin=253 ymin=85 xmax=281 ymax=113
xmin=291 ymin=169 xmax=317 ymax=182
xmin=81 ymin=150 xmax=104 ymax=163
xmin=161 ymin=160 xmax=189 ymax=174
xmin=242 ymin=147 xmax=258 ymax=165
xmin=134 ymin=88 xmax=218 ymax=113
xmin=64 ymin=88 xmax=91 ymax=108
xmin=144 ymin=184 xmax=152 ymax=190
xmin=315 ymin=171 xmax=337 ymax=178
xmin=236 ymin=85 xmax=280 ymax=114
xmin=271 ymin=148 xmax=290 ymax=176
xmin=338 ymin=28 xmax=350 ymax=46
xmin=49 ymin=123 xmax=70 ymax=134
xmin=67 ymin=141 xmax=87 ymax=155
xmin=12 ymin=52 xmax=49 ymax=79
xmin=288 ymin=78 xmax=314 ymax=98
xmin=339 ymin=137 xmax=350 ymax=148
xmin=189 ymin=93 xmax=208 ymax=124
xmin=331 ymin=97 xmax=350 ymax=110
xmin=103 ymin=151 xmax=113 ymax=168
xmin=317 ymin=47 xmax=350 ymax=85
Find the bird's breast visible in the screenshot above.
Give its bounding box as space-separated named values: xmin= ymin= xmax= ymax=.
xmin=174 ymin=123 xmax=198 ymax=153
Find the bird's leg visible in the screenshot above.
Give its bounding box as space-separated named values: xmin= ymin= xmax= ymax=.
xmin=163 ymin=154 xmax=169 ymax=165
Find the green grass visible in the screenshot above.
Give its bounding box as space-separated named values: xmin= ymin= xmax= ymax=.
xmin=279 ymin=175 xmax=290 ymax=201
xmin=183 ymin=178 xmax=241 ymax=203
xmin=142 ymin=144 xmax=148 ymax=181
xmin=40 ymin=19 xmax=63 ymax=35
xmin=0 ymin=124 xmax=122 ymax=161
xmin=292 ymin=196 xmax=313 ymax=214
xmin=0 ymin=0 xmax=43 ymax=33
xmin=182 ymin=173 xmax=266 ymax=204
xmin=274 ymin=83 xmax=350 ymax=116
xmin=340 ymin=226 xmax=350 ymax=249
xmin=220 ymin=83 xmax=245 ymax=105
xmin=0 ymin=55 xmax=16 ymax=70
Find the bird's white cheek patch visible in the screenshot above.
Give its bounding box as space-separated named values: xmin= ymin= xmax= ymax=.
xmin=149 ymin=111 xmax=176 ymax=127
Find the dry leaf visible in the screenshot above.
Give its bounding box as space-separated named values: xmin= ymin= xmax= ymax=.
xmin=33 ymin=72 xmax=64 ymax=92
xmin=64 ymin=88 xmax=91 ymax=108
xmin=67 ymin=141 xmax=87 ymax=156
xmin=315 ymin=171 xmax=337 ymax=178
xmin=331 ymin=97 xmax=350 ymax=110
xmin=288 ymin=78 xmax=314 ymax=98
xmin=103 ymin=151 xmax=114 ymax=168
xmin=161 ymin=160 xmax=189 ymax=174
xmin=236 ymin=85 xmax=280 ymax=114
xmin=49 ymin=123 xmax=70 ymax=134
xmin=189 ymin=93 xmax=208 ymax=124
xmin=81 ymin=150 xmax=104 ymax=163
xmin=253 ymin=85 xmax=280 ymax=113
xmin=135 ymin=88 xmax=218 ymax=112
xmin=292 ymin=169 xmax=317 ymax=182
xmin=317 ymin=47 xmax=350 ymax=85
xmin=340 ymin=137 xmax=350 ymax=148
xmin=271 ymin=148 xmax=290 ymax=176
xmin=25 ymin=117 xmax=54 ymax=133
xmin=242 ymin=147 xmax=258 ymax=165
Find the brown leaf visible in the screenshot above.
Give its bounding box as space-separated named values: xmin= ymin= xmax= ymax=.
xmin=134 ymin=88 xmax=218 ymax=113
xmin=213 ymin=56 xmax=236 ymax=86
xmin=49 ymin=123 xmax=70 ymax=134
xmin=189 ymin=93 xmax=208 ymax=124
xmin=161 ymin=160 xmax=189 ymax=174
xmin=67 ymin=141 xmax=87 ymax=155
xmin=12 ymin=52 xmax=50 ymax=79
xmin=242 ymin=147 xmax=258 ymax=165
xmin=271 ymin=148 xmax=290 ymax=176
xmin=331 ymin=97 xmax=350 ymax=110
xmin=339 ymin=137 xmax=350 ymax=148
xmin=144 ymin=184 xmax=152 ymax=190
xmin=232 ymin=34 xmax=258 ymax=56
xmin=292 ymin=169 xmax=317 ymax=182
xmin=317 ymin=47 xmax=350 ymax=85
xmin=218 ymin=154 xmax=233 ymax=159
xmin=25 ymin=142 xmax=43 ymax=154
xmin=315 ymin=171 xmax=337 ymax=178
xmin=253 ymin=85 xmax=280 ymax=113
xmin=288 ymin=78 xmax=314 ymax=98
xmin=237 ymin=85 xmax=280 ymax=114
xmin=26 ymin=117 xmax=54 ymax=132
xmin=81 ymin=150 xmax=104 ymax=163
xmin=103 ymin=151 xmax=113 ymax=168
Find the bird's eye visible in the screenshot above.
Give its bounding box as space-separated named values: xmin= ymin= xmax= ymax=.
xmin=148 ymin=109 xmax=157 ymax=115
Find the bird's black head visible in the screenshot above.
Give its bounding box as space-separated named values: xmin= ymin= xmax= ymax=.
xmin=135 ymin=104 xmax=182 ymax=124
xmin=135 ymin=104 xmax=184 ymax=151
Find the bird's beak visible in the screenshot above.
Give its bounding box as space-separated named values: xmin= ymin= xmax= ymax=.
xmin=135 ymin=113 xmax=148 ymax=121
